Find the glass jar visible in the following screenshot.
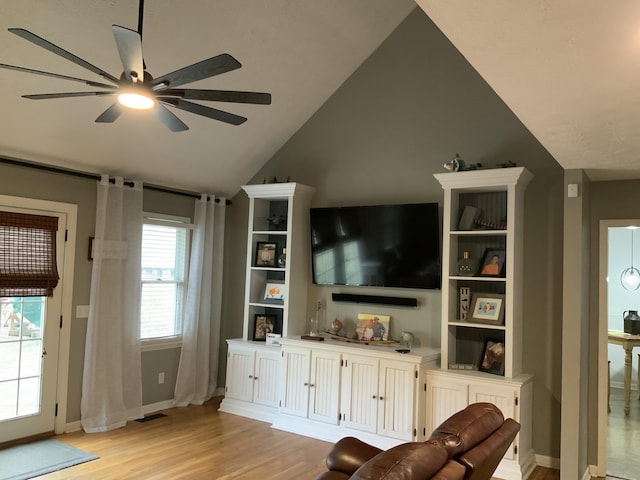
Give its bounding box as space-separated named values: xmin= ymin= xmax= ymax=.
xmin=457 ymin=251 xmax=477 ymax=276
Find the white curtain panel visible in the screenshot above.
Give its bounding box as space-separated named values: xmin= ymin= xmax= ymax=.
xmin=174 ymin=195 xmax=226 ymax=406
xmin=81 ymin=175 xmax=143 ymax=432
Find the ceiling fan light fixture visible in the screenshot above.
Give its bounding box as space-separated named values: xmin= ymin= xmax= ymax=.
xmin=118 ymin=90 xmax=155 ymax=110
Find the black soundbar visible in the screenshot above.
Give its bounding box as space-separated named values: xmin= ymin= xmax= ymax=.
xmin=331 ymin=293 xmax=418 ymax=307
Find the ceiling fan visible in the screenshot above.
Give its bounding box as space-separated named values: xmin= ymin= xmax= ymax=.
xmin=0 ymin=0 xmax=271 ymax=132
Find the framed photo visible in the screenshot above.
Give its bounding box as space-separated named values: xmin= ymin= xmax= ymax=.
xmin=253 ymin=314 xmax=277 ymax=341
xmin=470 ymin=293 xmax=505 ymax=325
xmin=255 ymin=242 xmax=277 ymax=267
xmin=356 ymin=313 xmax=390 ymax=341
xmin=264 ymin=282 xmax=285 ymax=301
xmin=479 ymin=338 xmax=505 ymax=375
xmin=478 ymin=248 xmax=506 ymax=277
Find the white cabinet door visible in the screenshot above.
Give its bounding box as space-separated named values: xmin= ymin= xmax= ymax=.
xmin=378 ymin=359 xmax=416 ymax=441
xmin=253 ymin=350 xmax=281 ymax=408
xmin=226 ymin=347 xmax=255 ymax=402
xmin=280 ymin=346 xmax=311 ymax=417
xmin=341 ymin=354 xmax=379 ymax=434
xmin=468 ymin=382 xmax=518 ymax=460
xmin=425 ymin=372 xmax=468 ymax=431
xmin=308 ymin=350 xmax=341 ymax=425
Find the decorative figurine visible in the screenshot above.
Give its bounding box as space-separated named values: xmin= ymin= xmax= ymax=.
xmin=444 ymin=153 xmax=482 ymax=172
xmin=329 ymin=318 xmax=343 ymax=335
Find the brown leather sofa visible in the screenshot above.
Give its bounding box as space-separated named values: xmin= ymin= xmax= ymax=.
xmin=316 ymin=403 xmax=520 ymax=480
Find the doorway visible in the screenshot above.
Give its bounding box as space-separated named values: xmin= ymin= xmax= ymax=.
xmin=598 ymin=220 xmax=640 ymax=479
xmin=0 ymin=196 xmax=77 ymax=444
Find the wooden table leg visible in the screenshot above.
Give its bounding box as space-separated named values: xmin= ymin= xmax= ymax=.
xmin=624 ymin=345 xmax=632 ymax=416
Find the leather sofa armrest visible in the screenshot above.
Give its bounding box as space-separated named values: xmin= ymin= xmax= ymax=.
xmin=429 ymin=403 xmax=505 ymax=457
xmin=325 ymin=437 xmax=383 ymax=476
xmin=457 ymin=418 xmax=521 ymax=480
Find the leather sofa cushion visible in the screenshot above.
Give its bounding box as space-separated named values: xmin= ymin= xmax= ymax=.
xmin=350 ymin=441 xmax=451 ymax=480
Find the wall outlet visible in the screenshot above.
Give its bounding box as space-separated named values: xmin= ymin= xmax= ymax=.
xmin=158 ymin=372 xmax=165 ymax=384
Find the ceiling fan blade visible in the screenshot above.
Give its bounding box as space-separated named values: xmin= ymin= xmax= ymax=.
xmin=112 ymin=25 xmax=144 ymax=82
xmin=160 ymin=89 xmax=271 ymax=105
xmin=8 ymin=28 xmax=119 ymax=84
xmin=95 ymin=103 xmax=124 ymax=123
xmin=152 ymin=54 xmax=241 ymax=90
xmin=23 ymin=91 xmax=116 ymax=100
xmin=165 ymin=99 xmax=246 ymax=125
xmin=0 ymin=63 xmax=117 ymax=89
xmin=154 ymin=105 xmax=189 ymax=132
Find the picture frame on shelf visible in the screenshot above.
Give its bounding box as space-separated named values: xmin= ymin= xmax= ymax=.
xmin=479 ymin=338 xmax=505 ymax=375
xmin=470 ymin=293 xmax=505 ymax=325
xmin=356 ymin=313 xmax=390 ymax=341
xmin=264 ymin=282 xmax=285 ymax=301
xmin=255 ymin=242 xmax=277 ymax=267
xmin=253 ymin=314 xmax=277 ymax=341
xmin=478 ymin=248 xmax=506 ymax=277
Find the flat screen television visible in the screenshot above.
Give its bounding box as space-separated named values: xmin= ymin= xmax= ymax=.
xmin=310 ymin=203 xmax=441 ymax=290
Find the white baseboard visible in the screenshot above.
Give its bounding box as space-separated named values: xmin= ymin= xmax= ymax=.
xmin=63 ymin=399 xmax=176 ymax=434
xmin=535 ymin=454 xmax=560 ymax=470
xmin=64 ymin=420 xmax=82 ymax=433
xmin=142 ymin=399 xmax=174 ymax=415
xmin=581 ymin=466 xmax=591 ymax=480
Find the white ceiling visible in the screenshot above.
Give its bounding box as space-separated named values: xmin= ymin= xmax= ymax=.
xmin=0 ymin=0 xmax=415 ymax=196
xmin=416 ymin=0 xmax=640 ymax=182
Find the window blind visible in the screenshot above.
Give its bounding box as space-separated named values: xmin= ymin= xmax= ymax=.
xmin=140 ymin=223 xmax=187 ymax=339
xmin=0 ymin=211 xmax=59 ymax=297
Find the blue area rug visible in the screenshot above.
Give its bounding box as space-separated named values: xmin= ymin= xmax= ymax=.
xmin=0 ymin=439 xmax=98 ymax=480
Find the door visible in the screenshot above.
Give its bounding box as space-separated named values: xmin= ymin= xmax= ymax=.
xmin=225 ymin=346 xmax=255 ymax=402
xmin=308 ymin=350 xmax=340 ymax=425
xmin=377 ymin=360 xmax=415 ymax=441
xmin=0 ymin=208 xmax=67 ymax=443
xmin=469 ymin=383 xmax=518 ymax=460
xmin=253 ymin=350 xmax=280 ymax=408
xmin=341 ymin=354 xmax=378 ymax=433
xmin=280 ymin=346 xmax=310 ymax=417
xmin=425 ymin=372 xmax=468 ymax=432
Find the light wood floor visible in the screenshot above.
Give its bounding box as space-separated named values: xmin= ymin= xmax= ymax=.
xmin=38 ymin=396 xmax=560 ymax=480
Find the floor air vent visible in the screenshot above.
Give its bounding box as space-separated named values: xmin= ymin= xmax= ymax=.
xmin=135 ymin=413 xmax=167 ymax=423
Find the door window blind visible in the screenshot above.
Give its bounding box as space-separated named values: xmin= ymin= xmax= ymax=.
xmin=0 ymin=211 xmax=59 ymax=297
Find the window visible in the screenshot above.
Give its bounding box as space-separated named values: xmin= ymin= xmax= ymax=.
xmin=140 ymin=214 xmax=189 ymax=340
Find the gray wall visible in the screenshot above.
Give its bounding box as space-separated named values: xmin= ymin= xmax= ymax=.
xmin=221 ymin=8 xmax=564 ymax=458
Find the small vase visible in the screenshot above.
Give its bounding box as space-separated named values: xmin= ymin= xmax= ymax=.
xmin=457 ymin=251 xmax=477 ymax=277
xmin=278 ymin=248 xmax=287 ymax=268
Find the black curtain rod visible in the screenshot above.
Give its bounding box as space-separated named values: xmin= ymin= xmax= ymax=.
xmin=0 ymin=156 xmax=231 ymax=205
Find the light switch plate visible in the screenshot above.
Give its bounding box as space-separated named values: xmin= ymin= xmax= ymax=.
xmin=76 ymin=305 xmax=90 ymax=318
